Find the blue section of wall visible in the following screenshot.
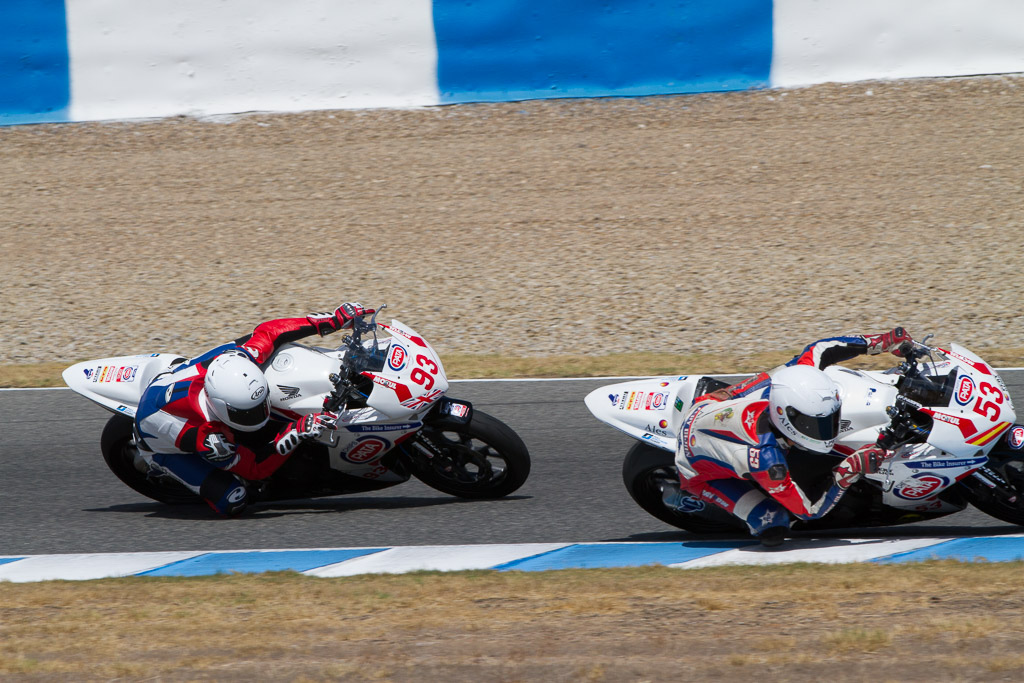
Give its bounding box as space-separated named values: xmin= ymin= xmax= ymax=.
xmin=433 ymin=0 xmax=773 ymax=104
xmin=0 ymin=0 xmax=69 ymax=124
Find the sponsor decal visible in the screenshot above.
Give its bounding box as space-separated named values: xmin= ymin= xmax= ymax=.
xmin=277 ymin=385 xmax=301 ymax=400
xmin=714 ymin=407 xmax=734 ymax=423
xmin=931 ymin=412 xmax=962 ymax=426
xmin=659 ymin=381 xmax=670 ymax=387
xmin=343 ymin=436 xmax=391 ymax=464
xmin=633 ymin=392 xmax=646 ymax=410
xmin=1008 ymin=425 xmax=1024 ymax=450
xmin=954 ymin=375 xmax=975 ymax=405
xmin=645 ymin=424 xmax=672 ymax=437
xmin=905 ymin=457 xmax=986 ymax=470
xmin=839 ymin=419 xmax=853 ymax=433
xmin=92 ymin=366 xmax=101 ymax=382
xmin=674 ymin=398 xmax=684 ymax=412
xmin=945 ymin=349 xmax=992 ymax=375
xmin=894 ymin=473 xmax=950 ymax=500
xmin=701 ymin=489 xmax=731 ymax=509
xmin=83 ymin=368 xmax=94 ymax=379
xmin=641 ymin=433 xmax=670 ymax=447
xmin=227 ymin=487 xmax=247 ymax=503
xmin=448 ymin=402 xmax=471 ymax=418
xmin=608 ymin=393 xmax=619 ymax=406
xmin=658 ymin=419 xmax=668 ymax=429
xmin=346 ymin=423 xmax=419 ymax=432
xmin=366 ymin=373 xmax=413 ymax=402
xmin=387 ymin=344 xmax=408 ymax=372
xmin=250 ymin=386 xmax=266 ymax=401
xmin=674 ymin=495 xmax=706 ymax=513
xmin=645 ymin=393 xmax=654 ymax=410
xmin=652 ymin=393 xmax=668 ymax=410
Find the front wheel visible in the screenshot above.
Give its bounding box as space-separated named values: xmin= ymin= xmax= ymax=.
xmin=961 ymin=450 xmax=1024 ymax=526
xmin=101 ymin=414 xmax=199 ymax=505
xmin=402 ymin=410 xmax=531 ymax=499
xmin=622 ymin=442 xmax=744 ymax=534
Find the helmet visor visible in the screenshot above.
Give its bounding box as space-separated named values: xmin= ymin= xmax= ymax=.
xmin=786 ymin=406 xmax=840 ymax=442
xmin=226 ymin=399 xmax=270 ymax=428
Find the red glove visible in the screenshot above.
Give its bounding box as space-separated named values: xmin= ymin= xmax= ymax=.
xmin=306 ymin=303 xmax=375 ymax=336
xmin=834 ymin=446 xmax=889 ymax=489
xmin=296 ymin=411 xmax=338 ymax=439
xmin=865 ymin=327 xmax=912 ymax=356
xmin=275 ymin=411 xmax=339 ymax=456
xmin=334 ymin=302 xmax=374 ymax=329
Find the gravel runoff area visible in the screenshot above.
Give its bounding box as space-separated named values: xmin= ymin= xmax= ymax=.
xmin=2 ymin=76 xmax=1023 ymax=369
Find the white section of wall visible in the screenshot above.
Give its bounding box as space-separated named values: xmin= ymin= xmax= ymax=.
xmin=772 ymin=0 xmax=1024 ymax=88
xmin=66 ymin=0 xmax=439 ymax=121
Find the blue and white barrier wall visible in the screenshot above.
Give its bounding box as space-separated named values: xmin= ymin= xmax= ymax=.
xmin=3 ymin=0 xmax=1024 ymax=125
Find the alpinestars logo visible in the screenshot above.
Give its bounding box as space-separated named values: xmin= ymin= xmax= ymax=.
xmin=277 ymin=385 xmax=301 ymax=400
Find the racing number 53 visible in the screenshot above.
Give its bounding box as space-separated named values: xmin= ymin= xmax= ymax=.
xmin=973 ymin=382 xmax=1004 ymax=421
xmin=410 ymin=354 xmax=439 ymax=390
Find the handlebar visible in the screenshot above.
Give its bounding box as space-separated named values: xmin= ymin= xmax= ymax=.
xmin=321 ymin=304 xmax=389 ymax=412
xmin=877 ymin=334 xmax=941 ymax=450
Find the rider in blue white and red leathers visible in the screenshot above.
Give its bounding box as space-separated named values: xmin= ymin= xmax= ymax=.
xmin=667 ymin=328 xmax=912 ymax=546
xmin=134 ymin=303 xmax=372 ymax=516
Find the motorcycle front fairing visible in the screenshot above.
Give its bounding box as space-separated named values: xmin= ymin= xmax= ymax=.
xmin=263 ymin=319 xmax=448 ymax=483
xmin=863 ymin=344 xmax=1016 ymax=511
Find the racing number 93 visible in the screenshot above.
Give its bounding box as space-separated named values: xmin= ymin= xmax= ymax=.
xmin=410 ymin=354 xmax=438 ymax=390
xmin=973 ymin=382 xmax=1004 ymax=421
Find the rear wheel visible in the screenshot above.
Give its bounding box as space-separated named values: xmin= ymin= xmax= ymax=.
xmin=100 ymin=415 xmax=199 ymax=505
xmin=622 ymin=442 xmax=744 ymax=534
xmin=402 ymin=410 xmax=530 ymax=499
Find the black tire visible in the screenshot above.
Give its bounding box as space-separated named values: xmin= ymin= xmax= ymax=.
xmin=622 ymin=441 xmax=744 ymax=534
xmin=100 ymin=414 xmax=199 ymax=505
xmin=962 ymin=450 xmax=1024 ymax=526
xmin=403 ymin=410 xmax=531 ymax=499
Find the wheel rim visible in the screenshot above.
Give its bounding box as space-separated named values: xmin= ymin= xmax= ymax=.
xmin=411 ymin=428 xmax=510 ymax=486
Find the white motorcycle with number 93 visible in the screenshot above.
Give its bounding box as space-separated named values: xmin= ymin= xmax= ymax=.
xmin=64 ymin=306 xmax=531 ymax=507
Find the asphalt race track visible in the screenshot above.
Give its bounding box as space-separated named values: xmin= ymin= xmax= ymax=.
xmin=2 ymin=372 xmax=1023 ymax=556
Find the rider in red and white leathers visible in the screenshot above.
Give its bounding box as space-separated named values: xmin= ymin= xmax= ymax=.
xmin=669 ymin=328 xmax=912 ymax=546
xmin=134 ymin=303 xmax=372 ymax=515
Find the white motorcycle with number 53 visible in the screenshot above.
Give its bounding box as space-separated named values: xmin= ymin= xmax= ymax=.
xmin=586 ymin=336 xmax=1024 ymax=534
xmin=64 ymin=306 xmax=531 ymax=508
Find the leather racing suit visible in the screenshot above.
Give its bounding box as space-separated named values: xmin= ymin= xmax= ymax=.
xmin=673 ymin=333 xmax=900 ymax=537
xmin=134 ymin=312 xmax=350 ymax=514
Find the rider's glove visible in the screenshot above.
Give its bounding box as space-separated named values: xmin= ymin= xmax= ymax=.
xmin=275 ymin=411 xmax=339 ymax=455
xmin=334 ymin=302 xmax=373 ymax=329
xmin=306 ymin=303 xmax=374 ymax=336
xmin=865 ymin=327 xmax=912 ymax=356
xmin=834 ymin=446 xmax=889 ymax=489
xmin=201 ymin=433 xmax=239 ymax=469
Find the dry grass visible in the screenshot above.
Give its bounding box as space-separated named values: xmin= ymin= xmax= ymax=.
xmin=8 ymin=348 xmax=1024 ymax=388
xmin=2 ymin=562 xmax=1024 ymax=681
